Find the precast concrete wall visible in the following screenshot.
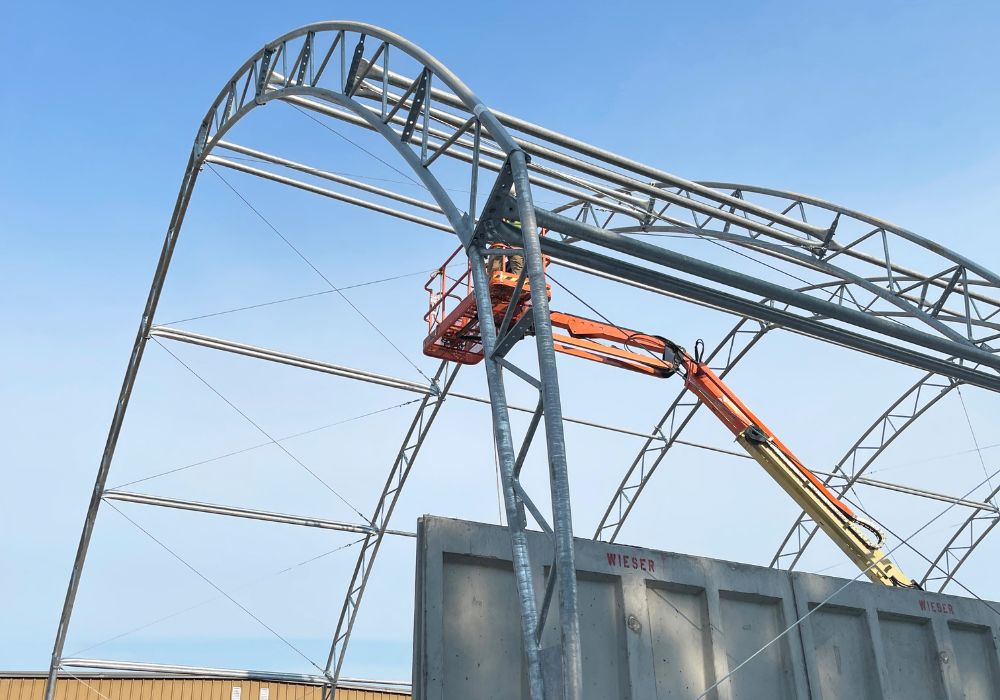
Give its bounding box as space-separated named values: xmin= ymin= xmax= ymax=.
xmin=412 ymin=515 xmax=1000 ymax=700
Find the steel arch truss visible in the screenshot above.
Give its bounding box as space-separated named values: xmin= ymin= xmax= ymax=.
xmin=771 ymin=356 xmax=1000 ymax=589
xmin=46 ymin=21 xmax=590 ymax=700
xmin=550 ymin=182 xmax=1000 ymax=350
xmin=593 ymin=317 xmax=771 ymax=542
xmin=554 ymin=178 xmax=1000 ymax=561
xmin=207 ymin=45 xmax=1000 ymax=385
xmin=326 ymin=361 xmax=458 ymax=683
xmin=590 ymin=279 xmax=995 ymax=546
xmin=921 ymin=480 xmax=1000 ymax=591
xmin=47 ymin=19 xmax=1000 ymax=700
xmin=770 ymin=369 xmax=961 ymax=570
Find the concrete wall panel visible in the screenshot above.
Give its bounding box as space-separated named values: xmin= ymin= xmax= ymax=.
xmin=949 ymin=623 xmax=1000 ymax=699
xmin=572 ymin=574 xmax=629 ymax=700
xmin=878 ymin=614 xmax=945 ymax=699
xmin=645 ymin=583 xmax=713 ymax=698
xmin=415 ymin=516 xmax=1000 ymax=700
xmin=806 ymin=606 xmax=880 ymax=699
xmin=441 ymin=554 xmax=527 ymax=699
xmin=718 ymin=593 xmax=794 ymax=700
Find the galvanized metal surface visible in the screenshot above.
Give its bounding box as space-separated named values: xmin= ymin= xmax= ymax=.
xmin=47 ymin=19 xmax=1000 ymax=700
xmin=46 ymin=22 xmax=586 ymax=700
xmin=414 ymin=515 xmax=1000 ymax=700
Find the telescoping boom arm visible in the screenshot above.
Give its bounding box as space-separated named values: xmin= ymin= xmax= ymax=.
xmin=533 ymin=314 xmax=916 ymax=588
xmin=671 ymin=344 xmax=917 ymax=588
xmin=422 ymin=250 xmax=918 ymax=588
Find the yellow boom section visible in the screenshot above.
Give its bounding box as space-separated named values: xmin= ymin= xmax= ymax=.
xmin=736 ymin=429 xmax=917 ymax=588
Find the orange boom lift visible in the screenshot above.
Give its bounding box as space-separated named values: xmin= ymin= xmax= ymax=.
xmin=422 ymin=244 xmax=918 ymax=588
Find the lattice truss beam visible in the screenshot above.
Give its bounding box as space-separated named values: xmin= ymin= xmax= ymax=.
xmin=47 ymin=20 xmax=1000 ymax=700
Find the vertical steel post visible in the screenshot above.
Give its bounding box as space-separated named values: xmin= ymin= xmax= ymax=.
xmin=507 ymin=149 xmax=583 ymax=700
xmin=43 ymin=131 xmax=207 ymax=700
xmin=468 ymin=245 xmax=546 ymax=700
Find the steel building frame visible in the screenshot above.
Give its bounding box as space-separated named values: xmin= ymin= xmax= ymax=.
xmin=47 ymin=20 xmax=1000 ymax=700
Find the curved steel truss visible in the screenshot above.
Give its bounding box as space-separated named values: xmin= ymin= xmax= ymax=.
xmin=921 ymin=481 xmax=1000 ymax=591
xmin=593 ymin=317 xmax=770 ymax=542
xmin=771 ymin=369 xmax=961 ymax=569
xmin=48 ymin=19 xmax=1000 ymax=700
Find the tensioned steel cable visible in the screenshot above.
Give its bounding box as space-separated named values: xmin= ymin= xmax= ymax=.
xmin=208 ymin=165 xmax=434 ymax=385
xmin=545 ymin=272 xmax=665 ymax=364
xmin=546 ymin=273 xmax=758 ymax=453
xmin=704 ymin=235 xmax=813 ymax=287
xmin=547 ymin=271 xmax=764 ymax=451
xmin=867 ymin=441 xmax=1000 ymax=476
xmin=288 ymin=103 xmax=425 ymax=189
xmin=843 ymin=494 xmax=1000 ymax=619
xmin=151 ymin=337 xmax=371 ymax=524
xmin=159 ymin=267 xmax=442 ymax=326
xmin=67 ymin=536 xmax=366 ymax=657
xmin=957 ymin=386 xmax=997 ymax=505
xmin=823 ymin=487 xmax=964 ymax=573
xmin=105 ymin=502 xmax=326 ymax=673
xmin=59 ymin=671 xmax=115 ymax=700
xmin=108 ymin=398 xmax=421 ymax=490
xmin=695 ymin=464 xmax=1000 ymax=699
xmin=634 ymin=230 xmax=806 ymax=250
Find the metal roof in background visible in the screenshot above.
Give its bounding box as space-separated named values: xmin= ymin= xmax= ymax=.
xmin=0 ymin=674 xmax=409 ymax=700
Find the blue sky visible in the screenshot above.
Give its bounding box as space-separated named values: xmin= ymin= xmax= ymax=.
xmin=3 ymin=0 xmax=1000 ymax=683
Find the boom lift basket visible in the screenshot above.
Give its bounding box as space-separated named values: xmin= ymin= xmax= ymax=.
xmin=422 ymin=244 xmax=548 ymax=364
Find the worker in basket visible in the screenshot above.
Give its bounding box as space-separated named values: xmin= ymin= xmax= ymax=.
xmin=488 ymin=243 xmax=524 ymax=277
xmin=487 ymin=221 xmax=524 ymax=277
xmin=487 ymin=219 xmax=551 ymax=278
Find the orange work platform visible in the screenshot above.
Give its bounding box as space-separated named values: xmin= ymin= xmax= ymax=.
xmin=422 ymin=269 xmax=539 ymax=364
xmin=422 ymin=245 xmax=546 ymax=364
xmin=422 ymin=245 xmax=671 ymax=377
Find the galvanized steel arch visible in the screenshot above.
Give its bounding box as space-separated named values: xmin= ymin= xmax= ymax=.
xmin=609 ymin=225 xmax=978 ymax=346
xmin=193 ymin=21 xmax=521 ymax=232
xmin=593 ymin=316 xmax=770 ymax=542
xmin=45 ymin=20 xmax=540 ymax=700
xmin=921 ymin=482 xmax=1000 ymax=591
xmin=553 ymin=181 xmax=1000 ymax=350
xmin=770 ymin=369 xmax=961 ymax=571
xmin=597 ymin=277 xmax=997 ymax=560
xmin=702 ymin=183 xmax=1000 ymax=347
xmin=742 ymin=182 xmax=1000 ymax=575
xmin=704 ymin=182 xmax=1000 ymax=297
xmin=48 ymin=20 xmax=1000 ymax=700
xmin=570 ymin=180 xmax=1000 ymax=567
xmin=771 ymin=360 xmax=1000 ymax=590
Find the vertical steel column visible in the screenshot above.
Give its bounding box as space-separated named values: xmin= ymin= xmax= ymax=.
xmin=467 ymin=247 xmax=546 ymax=700
xmin=43 ymin=130 xmax=207 ymax=700
xmin=508 ymin=150 xmax=583 ymax=700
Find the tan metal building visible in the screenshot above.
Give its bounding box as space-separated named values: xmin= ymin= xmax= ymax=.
xmin=0 ymin=675 xmax=409 ymax=700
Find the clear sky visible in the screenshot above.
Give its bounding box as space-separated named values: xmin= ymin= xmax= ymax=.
xmin=3 ymin=0 xmax=1000 ymax=684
